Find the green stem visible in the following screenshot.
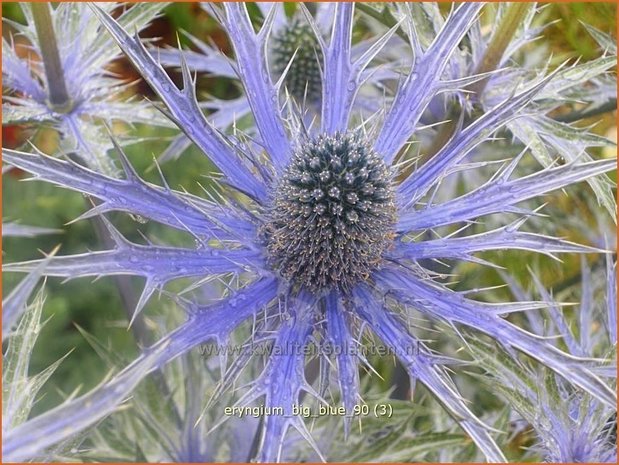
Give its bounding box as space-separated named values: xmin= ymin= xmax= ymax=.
xmin=423 ymin=5 xmax=530 ymax=164
xmin=356 ymin=3 xmax=409 ymax=43
xmin=554 ymin=99 xmax=617 ymax=123
xmin=31 ymin=3 xmax=73 ymax=113
xmin=469 ymin=3 xmax=532 ymax=97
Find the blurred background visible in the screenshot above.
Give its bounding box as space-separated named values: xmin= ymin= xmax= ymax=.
xmin=2 ymin=2 xmax=617 ymax=439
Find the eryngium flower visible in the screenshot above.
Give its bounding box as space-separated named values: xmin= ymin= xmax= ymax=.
xmin=3 ymin=2 xmax=616 ymax=462
xmin=473 ymin=257 xmax=617 ymax=462
xmin=271 ymin=17 xmax=324 ymax=102
xmin=2 ymin=3 xmax=171 ymax=173
xmin=262 ymin=131 xmax=397 ymax=292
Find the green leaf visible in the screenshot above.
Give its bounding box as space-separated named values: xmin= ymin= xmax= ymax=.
xmin=537 ymin=118 xmax=617 ymax=221
xmin=3 ymin=286 xmax=45 ymax=429
xmin=537 ymin=117 xmax=613 ymax=147
xmin=508 ymin=119 xmax=553 ymax=167
xmin=508 ymin=114 xmax=617 ymax=220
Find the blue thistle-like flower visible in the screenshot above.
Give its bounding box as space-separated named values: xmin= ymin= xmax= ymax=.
xmin=3 ymin=2 xmax=617 ymax=463
xmin=262 ymin=131 xmax=397 ymax=292
xmin=271 ymin=18 xmax=324 ymax=102
xmin=2 ymin=3 xmax=171 ymax=173
xmin=478 ymin=257 xmax=617 ymax=463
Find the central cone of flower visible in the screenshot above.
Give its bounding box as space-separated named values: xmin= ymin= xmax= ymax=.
xmin=264 ymin=132 xmax=397 ymax=293
xmin=272 ymin=20 xmax=323 ymax=102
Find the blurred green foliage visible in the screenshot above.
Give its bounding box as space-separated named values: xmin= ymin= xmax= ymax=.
xmin=543 ymin=2 xmax=616 ymax=60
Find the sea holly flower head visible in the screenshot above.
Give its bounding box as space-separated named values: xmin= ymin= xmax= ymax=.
xmin=271 ymin=16 xmax=324 ymax=103
xmin=473 ymin=257 xmax=617 ymax=463
xmin=2 ymin=2 xmax=617 ymax=463
xmin=2 ymin=2 xmax=170 ymax=173
xmin=262 ymin=131 xmax=397 ymax=293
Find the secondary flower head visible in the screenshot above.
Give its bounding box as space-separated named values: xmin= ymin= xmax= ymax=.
xmin=2 ymin=3 xmax=169 ymax=173
xmin=272 ymin=17 xmax=324 ymax=102
xmin=479 ymin=257 xmax=617 ymax=463
xmin=3 ymin=3 xmax=616 ymax=463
